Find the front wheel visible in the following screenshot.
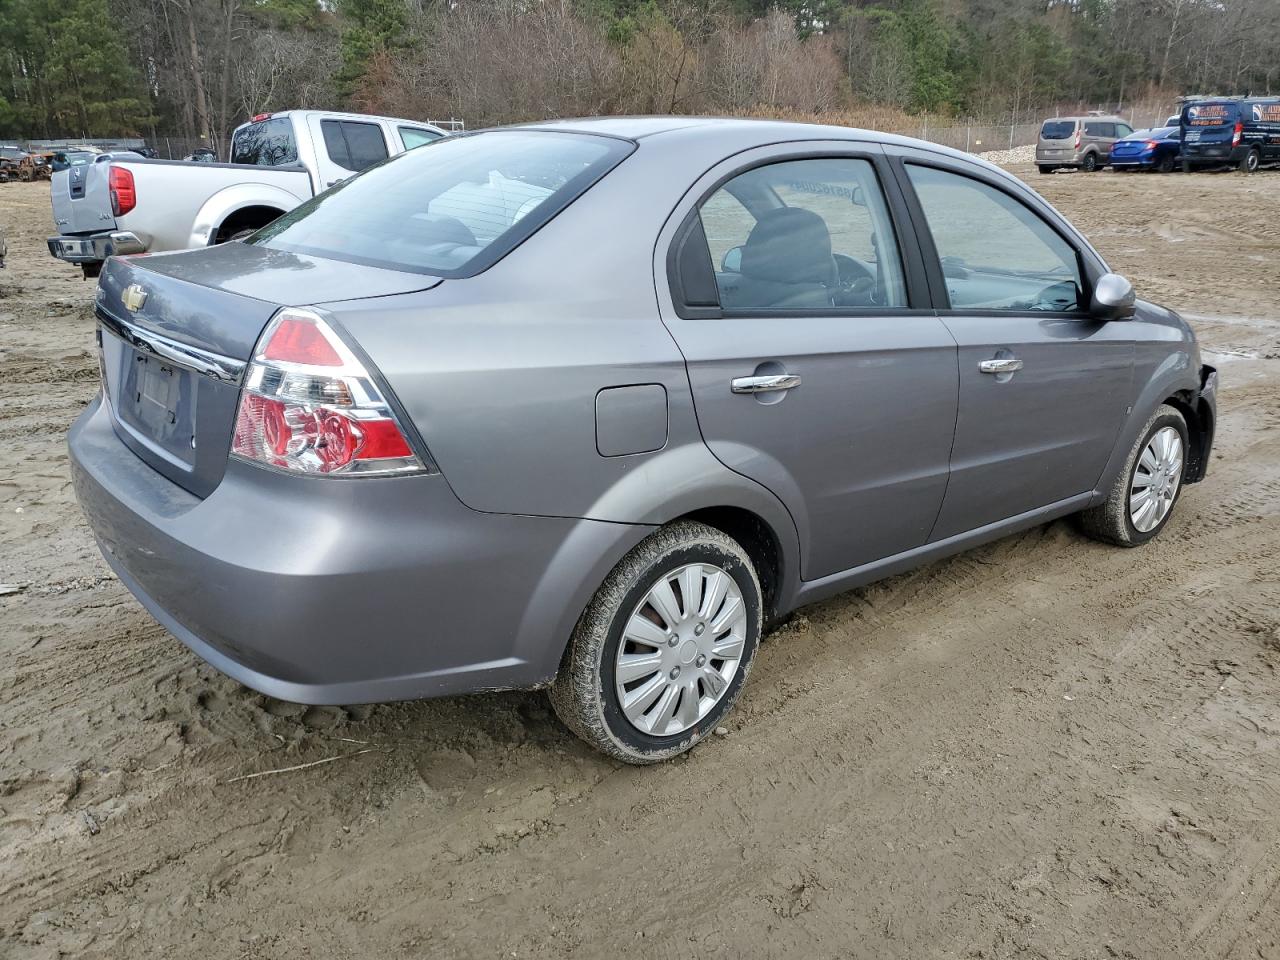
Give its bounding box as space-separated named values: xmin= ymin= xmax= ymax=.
xmin=550 ymin=521 xmax=762 ymax=764
xmin=1080 ymin=404 xmax=1188 ymax=547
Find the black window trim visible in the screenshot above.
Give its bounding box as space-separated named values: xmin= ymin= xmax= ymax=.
xmin=888 ymin=153 xmax=1100 ymax=320
xmin=666 ymin=147 xmax=934 ymax=321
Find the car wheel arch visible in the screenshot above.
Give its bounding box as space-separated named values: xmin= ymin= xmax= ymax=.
xmin=1092 ymin=355 xmax=1205 ymax=501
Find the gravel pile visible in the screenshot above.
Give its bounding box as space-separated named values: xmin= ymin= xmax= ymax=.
xmin=975 ymin=143 xmax=1037 ymax=165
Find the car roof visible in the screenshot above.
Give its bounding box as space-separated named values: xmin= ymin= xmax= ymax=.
xmin=1042 ymin=115 xmax=1125 ymax=123
xmin=512 ymin=115 xmax=993 ymax=160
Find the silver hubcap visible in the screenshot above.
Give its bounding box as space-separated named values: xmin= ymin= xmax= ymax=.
xmin=614 ymin=563 xmax=747 ymax=737
xmin=1130 ymin=426 xmax=1183 ymax=533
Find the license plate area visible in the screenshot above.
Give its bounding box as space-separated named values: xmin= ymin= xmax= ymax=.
xmin=55 ymin=239 xmax=93 ymax=258
xmin=107 ymin=333 xmax=199 ymax=469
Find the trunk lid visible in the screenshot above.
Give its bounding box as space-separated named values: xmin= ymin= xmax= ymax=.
xmin=51 ymin=160 xmax=116 ymax=236
xmin=97 ymin=245 xmax=440 ymax=497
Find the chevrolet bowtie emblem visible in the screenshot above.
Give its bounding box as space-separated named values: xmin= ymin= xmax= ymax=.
xmin=122 ymin=283 xmax=148 ymax=312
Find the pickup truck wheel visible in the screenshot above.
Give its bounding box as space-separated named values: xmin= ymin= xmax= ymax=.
xmin=1080 ymin=404 xmax=1188 ymax=547
xmin=550 ymin=521 xmax=762 ymax=764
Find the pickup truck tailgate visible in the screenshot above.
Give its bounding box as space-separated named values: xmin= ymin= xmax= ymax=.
xmin=51 ymin=163 xmax=115 ymax=236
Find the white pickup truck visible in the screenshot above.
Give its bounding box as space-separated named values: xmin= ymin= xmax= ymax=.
xmin=47 ymin=110 xmax=453 ymax=277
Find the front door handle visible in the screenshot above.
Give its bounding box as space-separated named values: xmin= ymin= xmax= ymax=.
xmin=978 ymin=357 xmax=1023 ymax=375
xmin=732 ymin=374 xmax=802 ymax=394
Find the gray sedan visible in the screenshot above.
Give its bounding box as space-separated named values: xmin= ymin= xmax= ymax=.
xmin=70 ymin=118 xmax=1217 ymax=763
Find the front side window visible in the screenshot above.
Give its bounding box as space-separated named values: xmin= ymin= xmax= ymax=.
xmin=321 ymin=120 xmax=389 ymax=172
xmin=251 ymin=130 xmax=631 ymax=276
xmin=399 ymin=126 xmax=442 ymax=150
xmin=1115 ymin=123 xmax=1133 ymax=137
xmin=906 ymin=164 xmax=1084 ymax=312
xmin=231 ymin=118 xmax=297 ymax=166
xmin=694 ymin=157 xmax=907 ymax=311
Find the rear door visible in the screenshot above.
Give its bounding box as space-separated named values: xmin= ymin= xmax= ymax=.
xmin=308 ymin=116 xmax=392 ymax=189
xmin=893 ymin=152 xmax=1133 ymax=539
xmin=659 ymin=144 xmax=959 ymax=581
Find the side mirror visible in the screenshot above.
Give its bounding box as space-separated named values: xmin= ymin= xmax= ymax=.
xmin=1091 ymin=272 xmax=1135 ymax=321
xmin=721 ymin=245 xmax=743 ymax=274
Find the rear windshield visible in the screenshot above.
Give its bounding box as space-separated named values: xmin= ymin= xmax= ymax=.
xmin=250 ymin=130 xmax=633 ymax=277
xmin=1184 ymin=102 xmax=1239 ymax=127
xmin=1040 ymin=121 xmax=1075 ymax=140
xmin=231 ymin=117 xmax=298 ymax=166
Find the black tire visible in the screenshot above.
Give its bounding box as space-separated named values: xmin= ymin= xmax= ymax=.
xmin=550 ymin=521 xmax=763 ymax=764
xmin=1082 ymin=153 xmax=1099 ymax=172
xmin=1079 ymin=404 xmax=1189 ymax=547
xmin=1038 ymin=165 xmax=1055 ymax=175
xmin=1239 ymin=149 xmax=1260 ymax=173
xmin=1182 ymin=159 xmax=1194 ymax=174
xmin=1156 ymin=153 xmax=1176 ymax=174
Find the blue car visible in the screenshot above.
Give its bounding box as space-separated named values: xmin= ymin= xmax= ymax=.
xmin=1109 ymin=126 xmax=1181 ymax=172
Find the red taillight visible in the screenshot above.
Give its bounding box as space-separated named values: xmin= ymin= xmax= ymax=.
xmin=251 ymin=112 xmax=272 ymax=123
xmin=1074 ymin=129 xmax=1081 ymax=149
xmin=109 ymin=166 xmax=135 ymax=217
xmin=1145 ymin=139 xmax=1160 ymax=149
xmin=261 ymin=316 xmax=343 ymax=366
xmin=1232 ymin=121 xmax=1243 ymax=146
xmin=231 ymin=308 xmax=428 ymax=477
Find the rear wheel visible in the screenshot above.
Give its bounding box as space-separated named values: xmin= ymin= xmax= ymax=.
xmin=550 ymin=521 xmax=762 ymax=764
xmin=1156 ymin=153 xmax=1176 ymax=174
xmin=1239 ymin=148 xmax=1261 ymax=173
xmin=1082 ymin=153 xmax=1099 ymax=172
xmin=1080 ymin=404 xmax=1188 ymax=547
xmin=1037 ymin=165 xmax=1055 ymax=175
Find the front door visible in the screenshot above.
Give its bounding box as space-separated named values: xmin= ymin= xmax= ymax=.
xmin=898 ymin=158 xmax=1134 ymax=540
xmin=659 ymin=148 xmax=959 ymax=581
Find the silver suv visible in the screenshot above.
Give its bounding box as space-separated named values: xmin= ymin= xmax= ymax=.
xmin=1037 ymin=115 xmax=1134 ymax=173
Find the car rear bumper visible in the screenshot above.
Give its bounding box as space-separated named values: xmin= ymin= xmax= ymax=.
xmin=1181 ymin=144 xmax=1247 ymax=167
xmin=69 ymin=393 xmax=650 ymax=704
xmin=47 ymin=230 xmax=148 ymax=265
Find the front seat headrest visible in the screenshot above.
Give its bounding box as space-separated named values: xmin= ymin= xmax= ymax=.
xmin=740 ymin=207 xmax=835 ymax=285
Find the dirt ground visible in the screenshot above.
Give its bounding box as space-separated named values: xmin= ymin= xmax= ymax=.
xmin=2 ymin=163 xmax=1279 ymax=960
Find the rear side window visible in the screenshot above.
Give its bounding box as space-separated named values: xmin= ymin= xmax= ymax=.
xmin=399 ymin=126 xmax=442 ymax=150
xmin=231 ymin=118 xmax=297 ymax=166
xmin=693 ymin=157 xmax=907 ymax=311
xmin=1084 ymin=122 xmax=1111 ymax=137
xmin=251 ymin=130 xmax=632 ymax=277
xmin=906 ymin=164 xmax=1084 ymax=313
xmin=1040 ymin=121 xmax=1074 ymax=140
xmin=321 ymin=120 xmax=389 ymax=172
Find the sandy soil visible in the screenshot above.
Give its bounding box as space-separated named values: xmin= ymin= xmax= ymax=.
xmin=2 ymin=165 xmax=1279 ymax=960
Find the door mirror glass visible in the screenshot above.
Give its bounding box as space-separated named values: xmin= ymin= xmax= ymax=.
xmin=1091 ymin=272 xmax=1136 ymax=321
xmin=721 ymin=245 xmax=743 ymax=273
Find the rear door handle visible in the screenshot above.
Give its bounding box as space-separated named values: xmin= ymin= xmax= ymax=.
xmin=978 ymin=358 xmax=1023 ymax=374
xmin=732 ymin=374 xmax=802 ymax=394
